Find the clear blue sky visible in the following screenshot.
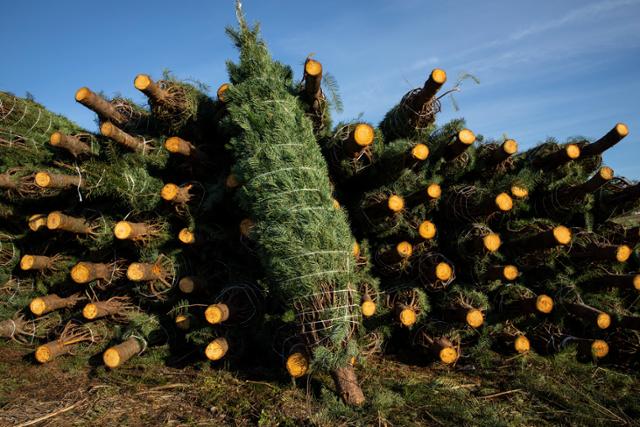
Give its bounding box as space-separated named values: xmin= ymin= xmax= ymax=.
xmin=1 ymin=0 xmax=638 ymax=178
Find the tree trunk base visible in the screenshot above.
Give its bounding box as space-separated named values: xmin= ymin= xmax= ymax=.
xmin=331 ymin=365 xmax=365 ymax=406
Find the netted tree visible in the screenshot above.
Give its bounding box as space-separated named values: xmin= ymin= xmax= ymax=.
xmin=220 ymin=4 xmax=368 ymax=404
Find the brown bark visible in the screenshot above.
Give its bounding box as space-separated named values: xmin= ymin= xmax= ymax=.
xmin=565 ymin=168 xmax=613 ymax=200
xmin=481 ymin=140 xmax=518 ymax=167
xmin=20 ymin=255 xmax=54 ymax=271
xmin=384 ymin=143 xmax=430 ymax=172
xmin=343 ymin=124 xmax=374 ymax=158
xmin=0 ymin=173 xmax=16 ymax=189
xmin=0 ymin=320 xmax=14 ymax=338
xmin=114 ymin=221 xmax=154 ymax=240
xmin=75 ymin=87 xmax=125 ymax=124
xmin=30 ymin=294 xmax=81 ymax=316
xmin=205 ymin=337 xmax=229 ymax=361
xmin=408 ymin=69 xmax=447 ymax=112
xmin=178 ymin=276 xmax=206 ymax=294
xmin=362 ymin=194 xmax=404 ymax=219
xmin=543 ymin=167 xmax=614 ymax=210
xmin=485 ymin=265 xmax=518 ymax=282
xmin=100 ymin=122 xmax=146 ymax=152
xmin=303 ymin=58 xmax=322 ymax=103
xmin=239 ymin=218 xmax=255 ymax=238
xmin=581 ymin=123 xmax=629 ymax=157
xmin=569 ymin=244 xmax=630 ymax=262
xmin=35 ymin=172 xmax=83 ymax=189
xmin=582 ymin=274 xmax=640 ymax=290
xmin=403 ymin=184 xmax=441 ymax=209
xmin=217 ymin=83 xmax=230 ymax=102
xmin=394 ymin=302 xmax=418 ymax=327
xmin=502 ymin=295 xmax=553 ymax=316
xmin=603 ymin=183 xmax=640 ymax=206
xmin=47 ymin=212 xmax=92 ymax=234
xmin=49 ymin=132 xmax=92 ymax=157
xmin=444 ymin=307 xmax=484 ymax=328
xmin=444 ymin=129 xmax=475 ymax=161
xmin=419 ymin=258 xmax=453 ymax=284
xmin=463 ymin=232 xmax=501 ymax=254
xmin=378 ymin=242 xmax=412 ymax=265
xmin=427 ymin=337 xmax=458 ymax=364
xmin=71 ymin=262 xmax=112 ymax=284
xmin=531 ymin=144 xmax=580 ymax=169
xmin=226 ymin=174 xmax=241 ymax=189
xmin=564 ymin=302 xmax=610 ymax=329
xmin=479 ymin=192 xmax=513 ymax=216
xmin=331 ymin=365 xmax=365 ymax=406
xmin=35 ymin=341 xmax=71 ymax=363
xmin=104 ymin=337 xmax=142 ymax=368
xmin=505 ymin=226 xmax=571 ymax=253
xmin=27 ymin=214 xmax=48 ymax=231
xmin=0 ymin=318 xmax=26 ymax=338
xmin=127 ymin=262 xmax=165 ymax=281
xmin=160 ymin=183 xmax=192 ymax=204
xmin=205 ymin=303 xmax=231 ymax=324
xmin=82 ymin=301 xmax=119 ymax=320
xmin=178 ymin=228 xmax=196 ymax=244
xmin=164 ymin=136 xmax=209 ymax=163
xmin=134 ymin=74 xmax=169 ymax=103
xmin=448 ymin=189 xmax=513 ymax=219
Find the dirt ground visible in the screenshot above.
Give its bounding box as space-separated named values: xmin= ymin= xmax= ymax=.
xmin=1 ymin=342 xmax=639 ymax=426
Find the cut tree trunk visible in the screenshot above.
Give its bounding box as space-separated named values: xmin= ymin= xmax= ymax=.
xmin=331 ymin=365 xmax=365 ymax=406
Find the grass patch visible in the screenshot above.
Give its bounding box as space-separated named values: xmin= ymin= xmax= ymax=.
xmin=0 ymin=342 xmax=638 ymax=426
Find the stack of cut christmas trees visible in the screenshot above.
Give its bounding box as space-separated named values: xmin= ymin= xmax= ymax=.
xmin=1 ymin=9 xmax=638 ymax=405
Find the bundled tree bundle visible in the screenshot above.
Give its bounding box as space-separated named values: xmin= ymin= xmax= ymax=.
xmin=220 ymin=11 xmax=371 ymax=404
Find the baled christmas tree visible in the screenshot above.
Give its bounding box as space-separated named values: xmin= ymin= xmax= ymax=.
xmin=221 ymin=5 xmax=366 ymax=404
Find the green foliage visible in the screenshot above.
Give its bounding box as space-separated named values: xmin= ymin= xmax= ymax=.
xmin=223 ymin=13 xmax=365 ymax=369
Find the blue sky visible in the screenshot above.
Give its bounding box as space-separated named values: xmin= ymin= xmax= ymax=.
xmin=1 ymin=0 xmax=638 ymax=177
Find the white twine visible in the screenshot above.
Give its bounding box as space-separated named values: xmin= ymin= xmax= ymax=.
xmin=0 ymin=97 xmax=14 ymax=121
xmin=1 ymin=98 xmax=19 ymax=129
xmin=130 ymin=334 xmax=148 ymax=354
xmin=86 ymin=324 xmax=96 ymax=344
xmin=124 ymin=173 xmax=137 ymax=193
xmin=294 ymin=304 xmax=359 ymax=318
xmin=85 ymin=284 xmax=99 ymax=301
xmin=0 ymin=241 xmax=17 ymax=267
xmin=281 ymin=250 xmax=349 ymax=262
xmin=559 ymin=335 xmax=575 ymax=349
xmin=253 ymin=98 xmax=296 ymax=117
xmin=287 ymin=206 xmax=333 ymax=214
xmin=248 ymin=166 xmax=322 ymax=186
xmin=8 ymin=319 xmax=17 ymax=338
xmin=299 ymin=316 xmax=361 ymax=327
xmin=141 ymin=138 xmax=153 ymax=156
xmin=26 ymin=107 xmax=42 ymax=133
xmin=106 ymin=262 xmax=120 ymax=285
xmin=294 ymin=287 xmax=357 ymax=300
xmin=92 ymin=168 xmax=106 ymax=190
xmin=44 ymin=116 xmax=53 ymax=134
xmin=298 ymin=318 xmax=361 ymax=336
xmin=235 ymin=0 xmax=243 ymax=21
xmin=255 ymin=187 xmax=321 ymax=204
xmin=75 ymin=166 xmax=83 ymax=202
xmin=270 ymin=143 xmax=304 ymax=148
xmin=14 ymin=101 xmax=28 ymax=127
xmin=281 ymin=269 xmax=348 ymax=283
